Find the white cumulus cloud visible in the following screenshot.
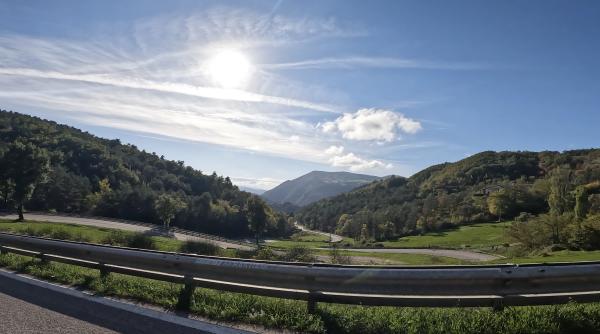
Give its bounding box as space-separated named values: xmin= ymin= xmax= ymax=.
xmin=329 ymin=152 xmax=392 ymax=172
xmin=321 ymin=108 xmax=422 ymax=141
xmin=325 ymin=145 xmax=344 ymax=155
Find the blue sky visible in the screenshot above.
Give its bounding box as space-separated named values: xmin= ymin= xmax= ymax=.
xmin=1 ymin=1 xmax=599 ymax=190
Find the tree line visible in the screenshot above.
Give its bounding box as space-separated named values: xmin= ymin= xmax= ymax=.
xmin=0 ymin=110 xmax=293 ymax=241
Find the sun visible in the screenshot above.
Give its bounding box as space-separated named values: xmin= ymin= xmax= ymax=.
xmin=206 ymin=49 xmax=252 ymax=89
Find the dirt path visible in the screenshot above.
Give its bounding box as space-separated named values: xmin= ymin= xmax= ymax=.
xmin=294 ymin=222 xmax=343 ymax=242
xmin=0 ymin=213 xmax=254 ymax=250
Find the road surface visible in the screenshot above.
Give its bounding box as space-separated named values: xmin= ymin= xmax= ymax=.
xmin=0 ymin=213 xmax=254 ymax=250
xmin=294 ymin=222 xmax=343 ymax=242
xmin=331 ymin=247 xmax=501 ymax=262
xmin=0 ymin=291 xmax=118 ymax=334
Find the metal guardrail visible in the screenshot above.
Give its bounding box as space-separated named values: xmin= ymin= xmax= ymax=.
xmin=1 ymin=232 xmax=600 ymax=312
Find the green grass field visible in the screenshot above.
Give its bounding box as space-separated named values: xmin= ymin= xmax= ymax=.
xmin=380 ymin=222 xmax=512 ymax=249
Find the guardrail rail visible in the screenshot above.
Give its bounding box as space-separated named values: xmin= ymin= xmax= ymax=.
xmin=1 ymin=232 xmax=600 ymax=312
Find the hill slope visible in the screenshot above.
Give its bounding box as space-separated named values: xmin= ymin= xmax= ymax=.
xmin=262 ymin=171 xmax=378 ymax=207
xmin=296 ymin=150 xmax=600 ymax=240
xmin=0 ymin=110 xmax=291 ymax=238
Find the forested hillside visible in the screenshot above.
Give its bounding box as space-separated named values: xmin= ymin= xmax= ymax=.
xmin=297 ymin=150 xmax=600 ymax=244
xmin=0 ymin=110 xmax=292 ymax=238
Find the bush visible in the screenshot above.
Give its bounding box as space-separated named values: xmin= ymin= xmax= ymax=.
xmin=101 ymin=231 xmax=156 ymax=250
xmin=281 ymin=246 xmax=316 ymax=263
xmin=329 ymin=244 xmax=352 ymax=265
xmin=126 ymin=233 xmax=156 ymax=250
xmin=254 ymin=247 xmax=278 ymax=260
xmin=179 ymin=240 xmax=222 ymax=256
xmin=101 ymin=230 xmax=130 ymax=245
xmin=47 ymin=228 xmax=73 ymax=240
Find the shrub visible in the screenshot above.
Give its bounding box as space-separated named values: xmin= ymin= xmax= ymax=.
xmin=126 ymin=233 xmax=156 ymax=250
xmin=254 ymin=247 xmax=278 ymax=260
xmin=281 ymin=246 xmax=316 ymax=263
xmin=329 ymin=244 xmax=352 ymax=265
xmin=101 ymin=231 xmax=156 ymax=250
xmin=47 ymin=228 xmax=73 ymax=240
xmin=179 ymin=240 xmax=222 ymax=256
xmin=101 ymin=230 xmax=130 ymax=246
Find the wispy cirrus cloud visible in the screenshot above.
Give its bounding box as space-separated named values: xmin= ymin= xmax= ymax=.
xmin=0 ymin=67 xmax=338 ymax=113
xmin=0 ymin=8 xmax=424 ymax=175
xmin=263 ymin=56 xmax=486 ymax=70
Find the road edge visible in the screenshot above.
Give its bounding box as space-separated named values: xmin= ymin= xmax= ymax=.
xmin=0 ymin=269 xmax=254 ymax=334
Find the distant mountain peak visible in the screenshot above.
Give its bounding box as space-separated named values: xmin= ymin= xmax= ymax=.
xmin=261 ymin=171 xmax=378 ymax=208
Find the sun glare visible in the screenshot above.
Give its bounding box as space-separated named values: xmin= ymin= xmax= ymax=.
xmin=206 ymin=49 xmax=252 ymax=89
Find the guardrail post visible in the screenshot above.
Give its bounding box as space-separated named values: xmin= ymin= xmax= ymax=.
xmin=305 ymin=275 xmax=317 ymax=314
xmin=38 ymin=253 xmax=49 ymax=264
xmin=492 ymin=298 xmax=504 ymax=312
xmin=0 ymin=245 xmax=4 ymax=255
xmin=98 ymin=262 xmax=110 ymax=279
xmin=177 ymin=275 xmax=195 ymax=311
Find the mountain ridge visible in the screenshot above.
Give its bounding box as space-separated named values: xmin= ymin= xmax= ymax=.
xmin=262 ymin=170 xmax=378 ymax=208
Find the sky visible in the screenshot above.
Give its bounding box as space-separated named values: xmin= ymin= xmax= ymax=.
xmin=1 ymin=1 xmax=599 ymax=190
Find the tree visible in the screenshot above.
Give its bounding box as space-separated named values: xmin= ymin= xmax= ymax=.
xmin=575 ymin=186 xmax=589 ymax=221
xmin=4 ymin=141 xmax=50 ymax=221
xmin=548 ymin=167 xmax=572 ymax=216
xmin=245 ymin=196 xmax=267 ymax=246
xmin=154 ymin=194 xmax=187 ymax=230
xmin=487 ymin=190 xmax=513 ymax=222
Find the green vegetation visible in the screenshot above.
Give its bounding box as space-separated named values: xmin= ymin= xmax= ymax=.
xmin=154 ymin=193 xmax=187 ymax=229
xmin=0 ymin=219 xmax=226 ymax=255
xmin=1 ymin=140 xmax=50 ymax=220
xmin=2 ymin=252 xmax=600 ymax=333
xmin=295 ymin=149 xmax=600 ymax=246
xmin=0 ymin=110 xmax=292 ymax=239
xmin=381 ymin=222 xmax=511 ymax=249
xmin=493 ymin=250 xmax=600 ymax=264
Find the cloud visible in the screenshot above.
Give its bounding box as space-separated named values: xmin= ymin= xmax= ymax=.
xmin=230 ymin=176 xmax=282 ymax=190
xmin=325 ymin=145 xmax=344 ymax=155
xmin=0 ymin=67 xmax=338 ymax=113
xmin=263 ymin=56 xmax=485 ymax=70
xmin=323 ymin=145 xmax=391 ymax=172
xmin=329 ymin=152 xmax=392 ymax=172
xmin=322 ymin=108 xmax=422 ymax=141
xmin=0 ymin=10 xmax=419 ymax=176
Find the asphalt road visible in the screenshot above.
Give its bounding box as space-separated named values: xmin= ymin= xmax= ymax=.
xmin=1 ymin=213 xmax=253 ymax=250
xmin=294 ymin=222 xmax=344 ymax=242
xmin=0 ymin=291 xmax=117 ymax=334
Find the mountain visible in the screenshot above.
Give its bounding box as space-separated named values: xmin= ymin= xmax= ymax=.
xmin=238 ymin=185 xmax=265 ymax=195
xmin=296 ymin=150 xmax=600 ymax=240
xmin=0 ymin=110 xmax=292 ymax=238
xmin=262 ymin=171 xmax=379 ymax=208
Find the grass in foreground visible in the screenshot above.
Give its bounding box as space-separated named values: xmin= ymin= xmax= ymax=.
xmin=495 ymin=250 xmax=600 ymax=264
xmin=1 ymin=252 xmax=600 ymax=333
